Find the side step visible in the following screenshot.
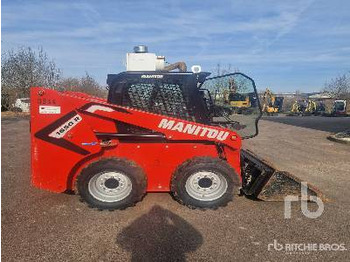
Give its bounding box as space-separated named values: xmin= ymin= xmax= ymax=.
xmin=240 ymin=149 xmax=323 ymax=201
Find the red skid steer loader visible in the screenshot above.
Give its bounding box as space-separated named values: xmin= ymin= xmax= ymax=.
xmin=30 ymin=46 xmax=321 ymax=210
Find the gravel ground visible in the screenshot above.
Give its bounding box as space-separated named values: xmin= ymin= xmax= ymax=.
xmin=2 ymin=116 xmax=350 ymax=262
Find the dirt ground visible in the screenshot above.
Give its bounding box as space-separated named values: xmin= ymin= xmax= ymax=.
xmin=2 ymin=116 xmax=350 ymax=261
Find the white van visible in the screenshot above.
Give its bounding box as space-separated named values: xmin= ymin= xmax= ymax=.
xmin=12 ymin=98 xmax=30 ymax=113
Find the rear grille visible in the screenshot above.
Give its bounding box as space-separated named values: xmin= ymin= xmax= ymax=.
xmin=123 ymin=82 xmax=195 ymax=121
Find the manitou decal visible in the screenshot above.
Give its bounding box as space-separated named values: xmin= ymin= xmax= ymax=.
xmin=141 ymin=74 xmax=163 ymax=79
xmin=158 ymin=118 xmax=230 ymax=141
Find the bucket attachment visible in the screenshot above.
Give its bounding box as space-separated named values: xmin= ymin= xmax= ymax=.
xmin=240 ymin=149 xmax=323 ymax=201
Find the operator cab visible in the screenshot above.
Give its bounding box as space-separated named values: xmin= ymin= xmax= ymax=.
xmin=107 ymin=71 xmax=261 ymax=139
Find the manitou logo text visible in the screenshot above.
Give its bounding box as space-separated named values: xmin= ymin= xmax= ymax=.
xmin=158 ymin=118 xmax=229 ymax=141
xmin=141 ymin=74 xmax=163 ymax=79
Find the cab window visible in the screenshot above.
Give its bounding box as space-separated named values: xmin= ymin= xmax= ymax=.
xmin=201 ymin=73 xmax=261 ymax=139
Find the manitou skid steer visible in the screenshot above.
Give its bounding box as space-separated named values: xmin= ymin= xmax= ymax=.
xmin=30 ymin=46 xmax=321 ymax=210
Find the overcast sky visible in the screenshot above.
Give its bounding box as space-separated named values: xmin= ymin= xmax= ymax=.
xmin=2 ymin=0 xmax=350 ymax=92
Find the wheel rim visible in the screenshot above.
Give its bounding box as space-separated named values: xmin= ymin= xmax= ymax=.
xmin=185 ymin=171 xmax=228 ymax=201
xmin=88 ymin=171 xmax=132 ymax=202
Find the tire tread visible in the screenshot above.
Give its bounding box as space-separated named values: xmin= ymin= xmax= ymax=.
xmin=171 ymin=157 xmax=239 ymax=210
xmin=77 ymin=157 xmax=147 ymax=211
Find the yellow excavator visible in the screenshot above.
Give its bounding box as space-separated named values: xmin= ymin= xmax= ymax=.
xmin=291 ymin=100 xmax=302 ymax=114
xmin=223 ymin=78 xmax=251 ymax=113
xmin=291 ymin=99 xmax=319 ymax=115
xmin=262 ymin=88 xmax=284 ymax=115
xmin=304 ymin=100 xmax=317 ymax=115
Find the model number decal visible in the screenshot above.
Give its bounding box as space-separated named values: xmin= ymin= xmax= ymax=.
xmin=49 ymin=115 xmax=82 ymax=138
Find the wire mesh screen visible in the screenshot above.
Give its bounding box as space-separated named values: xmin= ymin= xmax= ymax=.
xmin=123 ymin=82 xmax=195 ymax=121
xmin=123 ymin=83 xmax=155 ymax=109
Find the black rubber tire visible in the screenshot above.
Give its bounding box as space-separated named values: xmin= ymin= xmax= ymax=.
xmin=77 ymin=158 xmax=147 ymax=210
xmin=171 ymin=157 xmax=240 ymax=209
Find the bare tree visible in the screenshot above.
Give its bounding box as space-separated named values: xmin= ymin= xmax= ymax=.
xmin=212 ymin=63 xmax=236 ymax=77
xmin=1 ymin=47 xmax=61 ymax=109
xmin=57 ymin=73 xmax=107 ymax=98
xmin=203 ymin=64 xmax=234 ymax=99
xmin=1 ymin=47 xmax=107 ymax=111
xmin=323 ymin=73 xmax=350 ymax=99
